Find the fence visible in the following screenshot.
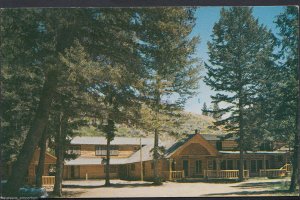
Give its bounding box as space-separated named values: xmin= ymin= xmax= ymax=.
xmin=25 ymin=176 xmax=55 ymax=186
xmin=204 ymin=170 xmax=249 ymax=179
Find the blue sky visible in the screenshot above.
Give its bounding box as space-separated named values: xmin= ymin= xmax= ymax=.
xmin=184 ymin=6 xmax=286 ymax=115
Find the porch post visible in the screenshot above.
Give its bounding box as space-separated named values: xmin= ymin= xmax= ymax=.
xmin=216 ymin=158 xmax=220 ymax=178
xmin=169 ymin=159 xmax=172 ymax=181
xmin=262 ymin=155 xmax=266 ymax=177
xmin=216 ymin=158 xmax=220 ymax=170
xmin=263 ymin=155 xmax=266 ymax=170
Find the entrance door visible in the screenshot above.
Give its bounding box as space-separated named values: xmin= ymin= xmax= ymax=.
xmin=70 ymin=166 xmax=79 ymax=179
xmin=119 ymin=165 xmax=128 ymax=179
xmin=250 ymin=160 xmax=256 ymax=173
xmin=183 ymin=160 xmax=189 ymax=177
xmin=195 ymin=160 xmax=202 ymax=175
xmin=71 ymin=166 xmax=75 ymax=178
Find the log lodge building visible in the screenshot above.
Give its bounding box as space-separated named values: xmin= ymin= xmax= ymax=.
xmin=63 ymin=132 xmax=291 ymax=180
xmin=3 ymin=132 xmax=292 ymax=184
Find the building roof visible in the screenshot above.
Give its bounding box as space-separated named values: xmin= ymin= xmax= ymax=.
xmin=201 ymin=134 xmax=236 ymax=141
xmin=65 ymin=157 xmax=103 ymax=165
xmin=164 ymin=133 xmax=235 ymax=157
xmin=66 ymin=133 xmax=285 ymax=166
xmin=165 ymin=134 xmax=194 ymax=156
xmin=70 ymin=136 xmax=154 ymax=145
xmin=64 ymin=157 xmax=132 ymax=165
xmin=70 ymin=133 xmax=236 ymax=146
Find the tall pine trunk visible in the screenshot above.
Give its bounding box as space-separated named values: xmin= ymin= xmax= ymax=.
xmin=238 ymin=89 xmax=244 ymax=182
xmin=289 ymin=128 xmax=299 ymax=192
xmin=0 ymin=53 xmax=3 ymax=197
xmin=153 ymin=128 xmax=160 ymax=184
xmin=298 ymin=64 xmax=300 ymax=196
xmin=291 ymin=63 xmax=299 ymax=192
xmin=295 ymin=48 xmax=300 ymax=196
xmin=104 ymin=139 xmax=111 ymax=186
xmin=53 ymin=113 xmax=65 ymax=196
xmin=36 ymin=127 xmax=48 ymax=187
xmin=0 ymin=149 xmax=2 ymax=197
xmin=5 ymin=71 xmax=57 ymax=196
xmin=152 ymin=77 xmax=161 ymax=185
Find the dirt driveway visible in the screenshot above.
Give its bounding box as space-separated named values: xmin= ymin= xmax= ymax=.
xmin=60 ymin=177 xmax=295 ymax=198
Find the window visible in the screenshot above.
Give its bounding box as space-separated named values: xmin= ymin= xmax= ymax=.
xmin=216 ymin=141 xmax=222 ymax=150
xmin=96 ymin=145 xmax=119 ymax=156
xmin=221 ymin=160 xmax=226 ymax=170
xmin=131 ymin=164 xmax=135 ymax=171
xmin=227 ymin=160 xmax=233 ymax=170
xmin=172 ymin=160 xmax=176 ymax=171
xmin=68 ymin=145 xmax=81 ymax=155
xmin=265 ymin=160 xmax=269 ymax=169
xmin=250 ymin=160 xmax=263 ymax=173
xmin=104 ymin=165 xmax=117 ymax=173
xmin=244 ymin=160 xmax=247 ymax=170
xmin=259 ymin=141 xmax=273 ymax=151
xmin=251 ymin=160 xmax=256 ymax=173
xmin=48 ymin=164 xmax=56 ymax=176
xmin=213 ymin=160 xmax=217 ymax=170
xmin=257 ymin=160 xmax=263 ymax=171
xmin=151 ymin=162 xmax=154 ymax=169
xmin=195 ymin=160 xmax=202 ymax=174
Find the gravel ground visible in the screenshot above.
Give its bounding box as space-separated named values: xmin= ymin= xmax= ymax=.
xmin=59 ymin=177 xmax=295 ymax=198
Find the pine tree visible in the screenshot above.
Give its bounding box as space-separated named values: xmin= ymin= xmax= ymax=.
xmin=205 ymin=7 xmax=276 ymax=181
xmin=274 ymin=6 xmax=299 ymax=192
xmin=2 ymin=8 xmax=146 ymax=195
xmin=212 ymin=102 xmax=222 ymax=120
xmin=202 ymin=103 xmax=209 ymax=116
xmin=137 ymin=8 xmax=201 ymax=184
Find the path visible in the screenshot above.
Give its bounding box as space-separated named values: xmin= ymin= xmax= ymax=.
xmin=60 ymin=177 xmax=294 ymax=197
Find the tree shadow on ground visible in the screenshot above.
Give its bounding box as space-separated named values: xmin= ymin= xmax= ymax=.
xmin=205 ymin=180 xmax=294 ymax=196
xmin=63 ymin=182 xmax=154 ymax=189
xmin=205 ymin=189 xmax=292 ymax=196
xmin=49 ymin=190 xmax=87 ymax=198
xmin=231 ymin=181 xmax=287 ymax=189
xmin=176 ymin=179 xmax=239 ymax=184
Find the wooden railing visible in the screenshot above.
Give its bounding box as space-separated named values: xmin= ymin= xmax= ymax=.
xmin=42 ymin=176 xmax=55 ymax=186
xmin=280 ymin=164 xmax=292 ymax=172
xmin=259 ymin=169 xmax=286 ymax=178
xmin=204 ymin=170 xmax=249 ymax=179
xmin=171 ymin=170 xmax=184 ymax=180
xmin=162 ymin=170 xmax=184 ymax=180
xmin=25 ymin=176 xmax=55 ymax=186
xmin=260 ymin=163 xmax=292 ymax=178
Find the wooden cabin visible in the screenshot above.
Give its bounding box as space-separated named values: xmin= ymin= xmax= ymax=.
xmin=4 ymin=149 xmax=56 ymax=186
xmin=63 ymin=133 xmax=291 ymax=181
xmin=63 ymin=137 xmax=153 ymax=180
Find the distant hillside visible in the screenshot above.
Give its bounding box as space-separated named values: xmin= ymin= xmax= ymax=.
xmin=76 ymin=112 xmax=224 ymax=141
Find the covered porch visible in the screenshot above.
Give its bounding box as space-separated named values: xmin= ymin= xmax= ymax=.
xmin=163 ymin=133 xmax=220 ymax=180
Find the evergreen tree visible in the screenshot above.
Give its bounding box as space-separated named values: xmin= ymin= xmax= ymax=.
xmin=274 ymin=6 xmax=299 ymax=192
xmin=2 ymin=8 xmax=145 ymax=195
xmin=205 ymin=7 xmax=276 ymax=181
xmin=202 ymin=102 xmax=209 ymax=116
xmin=212 ymin=102 xmax=222 ymax=120
xmin=137 ymin=8 xmax=201 ymax=185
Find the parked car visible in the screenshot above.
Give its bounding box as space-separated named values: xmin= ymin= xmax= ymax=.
xmin=18 ymin=186 xmax=48 ymax=198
